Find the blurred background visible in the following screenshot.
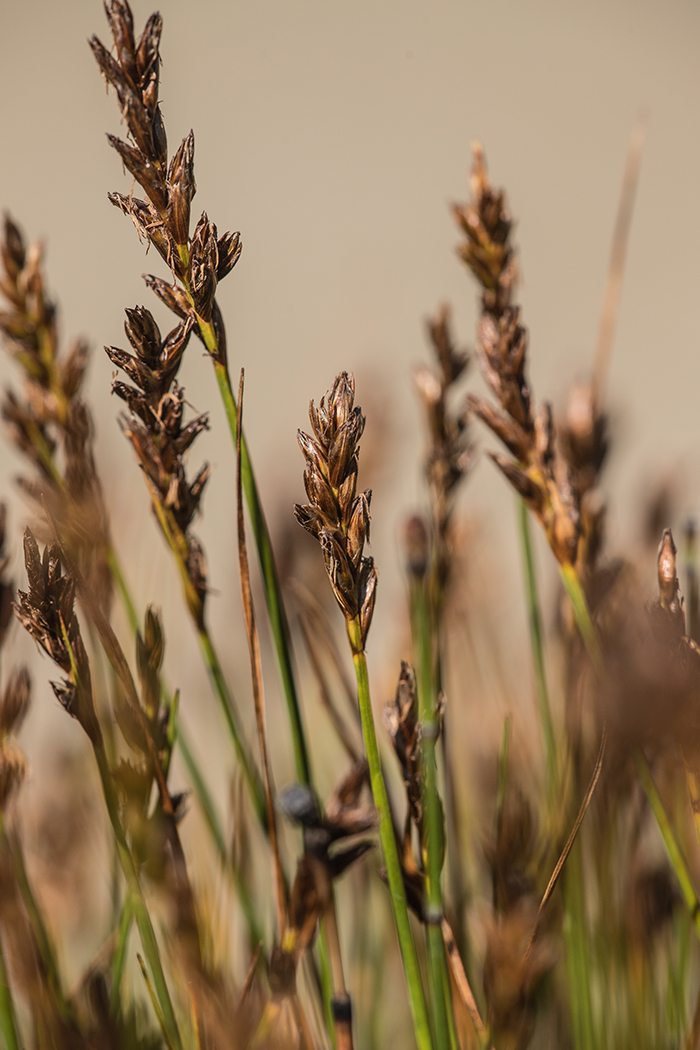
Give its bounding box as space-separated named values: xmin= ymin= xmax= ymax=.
xmin=0 ymin=0 xmax=699 ymax=996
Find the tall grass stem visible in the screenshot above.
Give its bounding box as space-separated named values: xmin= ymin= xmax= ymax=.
xmin=518 ymin=499 xmax=557 ymax=799
xmin=348 ymin=621 xmax=434 ymax=1050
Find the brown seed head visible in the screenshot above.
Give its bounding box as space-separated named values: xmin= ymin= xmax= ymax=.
xmin=295 ymin=373 xmax=377 ymax=648
xmin=14 ymin=530 xmax=101 ymax=744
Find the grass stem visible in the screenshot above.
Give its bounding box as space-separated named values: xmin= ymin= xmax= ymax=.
xmin=211 ymin=355 xmax=311 ymax=786
xmin=348 ymin=620 xmax=434 ymax=1050
xmin=411 ymin=575 xmax=451 ymax=1050
xmin=518 ymin=499 xmax=557 ymax=800
xmin=0 ymin=927 xmax=21 ymax=1050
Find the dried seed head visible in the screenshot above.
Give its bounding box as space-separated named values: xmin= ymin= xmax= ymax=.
xmin=454 ymin=146 xmax=585 ymax=567
xmin=14 ymin=530 xmax=101 ymax=744
xmin=295 ymin=373 xmax=377 ymax=648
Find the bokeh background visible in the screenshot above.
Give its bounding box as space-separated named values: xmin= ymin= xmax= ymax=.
xmin=0 ymin=0 xmax=699 ymax=986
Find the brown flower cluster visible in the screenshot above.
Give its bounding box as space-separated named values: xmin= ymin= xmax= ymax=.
xmin=91 ymin=0 xmax=241 ymax=363
xmin=294 ymin=373 xmax=377 ymax=653
xmin=14 ymin=530 xmax=101 ymax=745
xmin=106 ymin=305 xmax=211 ymax=626
xmin=455 ymin=145 xmax=580 ymax=567
xmin=0 ymin=217 xmax=112 ymax=609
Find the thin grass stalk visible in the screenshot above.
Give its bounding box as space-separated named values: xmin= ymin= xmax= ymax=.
xmin=235 ymin=370 xmax=287 ymax=936
xmin=634 ymin=754 xmax=700 ymax=944
xmin=411 ymin=574 xmax=451 ymax=1050
xmin=561 ymin=560 xmax=700 ymax=947
xmin=517 ymin=499 xmax=557 ymax=800
xmin=136 ymin=952 xmax=178 ymax=1050
xmin=348 ymin=618 xmax=434 ymax=1050
xmin=439 ymin=950 xmax=459 ymax=1050
xmin=210 ymin=352 xmax=311 ymax=785
xmin=323 ymin=892 xmax=352 ymax=1050
xmin=196 ymin=623 xmax=267 ymax=829
xmin=0 ymin=930 xmax=21 ymax=1050
xmin=110 ymin=893 xmax=134 ymax=1014
xmin=562 ymin=838 xmax=596 ymax=1050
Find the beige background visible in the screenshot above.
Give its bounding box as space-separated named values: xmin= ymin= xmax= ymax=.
xmin=0 ymin=0 xmax=699 ymax=803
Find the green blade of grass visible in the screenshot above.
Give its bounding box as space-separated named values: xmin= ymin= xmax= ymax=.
xmin=348 ymin=618 xmax=434 ymax=1050
xmin=0 ymin=928 xmax=21 ymax=1050
xmin=110 ymin=893 xmax=134 ymax=1015
xmin=211 ymin=354 xmax=311 ymax=786
xmin=411 ymin=572 xmax=452 ymax=1050
xmin=518 ymin=499 xmax=557 ymax=800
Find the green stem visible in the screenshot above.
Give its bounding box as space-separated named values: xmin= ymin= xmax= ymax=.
xmin=348 ymin=620 xmax=433 ymax=1050
xmin=559 ymin=563 xmax=603 ymax=673
xmin=110 ymin=894 xmax=134 ymax=1014
xmin=635 ymin=753 xmax=700 ymax=943
xmin=518 ymin=500 xmax=557 ymax=800
xmin=93 ymin=744 xmax=183 ymax=1050
xmin=0 ymin=929 xmax=20 ymax=1050
xmin=411 ymin=577 xmax=450 ymax=1050
xmin=562 ymin=839 xmax=595 ymax=1050
xmin=196 ymin=626 xmax=267 ymax=830
xmin=211 ymin=355 xmax=311 ymax=786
